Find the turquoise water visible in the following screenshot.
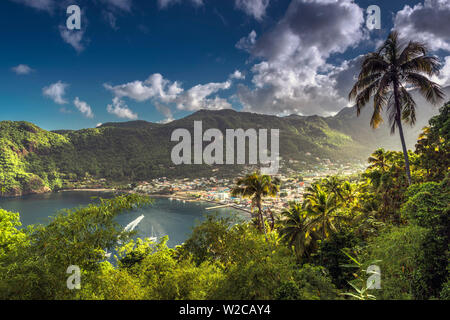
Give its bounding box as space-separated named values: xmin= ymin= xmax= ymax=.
xmin=0 ymin=191 xmax=245 ymax=247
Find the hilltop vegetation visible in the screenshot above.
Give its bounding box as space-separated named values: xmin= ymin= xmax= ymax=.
xmin=0 ymin=121 xmax=69 ymax=196
xmin=0 ymin=91 xmax=447 ymax=197
xmin=0 ymin=102 xmax=448 ymax=300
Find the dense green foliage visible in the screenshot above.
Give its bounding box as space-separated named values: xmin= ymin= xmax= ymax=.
xmin=3 ymin=103 xmax=437 ymax=197
xmin=0 ymin=101 xmax=448 ymax=300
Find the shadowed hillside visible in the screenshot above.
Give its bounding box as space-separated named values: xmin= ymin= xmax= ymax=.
xmin=1 ymin=90 xmax=448 ymax=196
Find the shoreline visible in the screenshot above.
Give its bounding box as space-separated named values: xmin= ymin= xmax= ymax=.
xmin=1 ymin=188 xmax=252 ymax=216
xmin=58 ymin=188 xmax=253 ymax=216
xmin=141 ymin=193 xmax=253 ymax=216
xmin=58 ymin=188 xmax=120 ymax=193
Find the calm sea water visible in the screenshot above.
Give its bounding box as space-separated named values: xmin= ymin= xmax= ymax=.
xmin=0 ymin=191 xmax=245 ymax=247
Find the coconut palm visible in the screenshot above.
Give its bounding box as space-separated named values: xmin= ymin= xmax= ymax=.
xmin=340 ymin=181 xmax=357 ymax=204
xmin=231 ymin=171 xmax=280 ymax=232
xmin=323 ymin=176 xmax=343 ymax=196
xmin=349 ymin=31 xmax=444 ymax=185
xmin=279 ymin=202 xmax=318 ymax=259
xmin=303 ymin=185 xmax=339 ymax=241
xmin=367 ymin=148 xmax=390 ymax=172
xmin=322 ymin=176 xmax=344 ymax=207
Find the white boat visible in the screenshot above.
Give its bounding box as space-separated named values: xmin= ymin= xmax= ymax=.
xmin=149 ymin=225 xmax=157 ymax=242
xmin=118 ymin=215 xmax=145 ymax=245
xmin=104 ymin=250 xmax=112 ymax=259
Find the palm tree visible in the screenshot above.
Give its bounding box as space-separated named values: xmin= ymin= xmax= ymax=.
xmin=367 ymin=148 xmax=390 ymax=172
xmin=340 ymin=180 xmax=358 ymax=205
xmin=303 ymin=185 xmax=339 ymax=241
xmin=322 ymin=176 xmax=344 ymax=207
xmin=279 ymin=202 xmax=318 ymax=259
xmin=349 ymin=31 xmax=444 ymax=185
xmin=231 ymin=171 xmax=280 ymax=232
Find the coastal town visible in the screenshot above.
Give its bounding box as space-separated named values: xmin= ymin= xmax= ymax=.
xmin=133 ymin=160 xmax=366 ymax=214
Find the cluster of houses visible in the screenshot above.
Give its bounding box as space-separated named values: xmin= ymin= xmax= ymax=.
xmin=133 ymin=159 xmax=364 ymax=213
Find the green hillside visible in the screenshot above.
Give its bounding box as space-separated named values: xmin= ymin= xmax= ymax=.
xmin=0 ymin=95 xmax=445 ymax=197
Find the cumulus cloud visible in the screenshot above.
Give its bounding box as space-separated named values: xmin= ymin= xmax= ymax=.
xmin=235 ymin=30 xmax=257 ymax=52
xmin=394 ymin=0 xmax=450 ymax=52
xmin=11 ymin=64 xmax=34 ymax=75
xmin=237 ymin=0 xmax=366 ymax=116
xmin=229 ymin=70 xmax=245 ymax=80
xmin=107 ymin=97 xmax=138 ymax=120
xmin=329 ymin=55 xmax=364 ymax=102
xmin=176 ymin=81 xmax=232 ymax=111
xmin=73 ymin=97 xmax=94 ymax=118
xmin=104 ymin=73 xmax=183 ymax=103
xmin=433 ymin=56 xmax=450 ymax=86
xmin=43 ymin=81 xmax=69 ymax=105
xmin=105 ymin=72 xmax=237 ymax=122
xmin=158 ymin=0 xmax=203 ymax=9
xmin=105 ymin=73 xmax=234 ymax=112
xmin=59 ymin=25 xmax=86 ymax=53
xmin=235 ymin=0 xmax=270 ymax=21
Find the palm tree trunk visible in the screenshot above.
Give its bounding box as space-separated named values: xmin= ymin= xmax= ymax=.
xmin=257 ymin=200 xmax=268 ymax=240
xmin=257 ymin=199 xmax=265 ymax=230
xmin=396 ymin=117 xmax=412 ymax=185
xmin=268 ymin=209 xmax=275 ymax=230
xmin=393 ymin=80 xmax=412 ymax=185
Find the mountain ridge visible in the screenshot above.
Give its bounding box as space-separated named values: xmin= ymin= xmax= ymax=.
xmin=1 ymin=90 xmax=449 ymax=197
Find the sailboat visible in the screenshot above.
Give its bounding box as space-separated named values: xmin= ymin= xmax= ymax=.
xmin=104 ymin=250 xmax=112 ymax=259
xmin=149 ymin=225 xmax=157 ymax=242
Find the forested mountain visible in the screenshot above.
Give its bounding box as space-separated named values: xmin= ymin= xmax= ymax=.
xmin=0 ymin=86 xmax=448 ymax=197
xmin=328 ymin=86 xmax=450 ymax=151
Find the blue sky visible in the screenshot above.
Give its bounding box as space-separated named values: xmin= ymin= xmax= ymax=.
xmin=1 ymin=0 xmax=449 ymax=130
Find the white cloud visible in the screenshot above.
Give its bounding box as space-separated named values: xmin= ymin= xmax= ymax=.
xmin=96 ymin=123 xmax=103 ymax=127
xmin=105 ymin=72 xmax=234 ymax=113
xmin=229 ymin=70 xmax=245 ymax=80
xmin=43 ymin=81 xmax=69 ymax=105
xmin=11 ymin=64 xmax=34 ymax=75
xmin=236 ymin=0 xmax=366 ymax=116
xmin=59 ymin=25 xmax=86 ymax=53
xmin=107 ymin=97 xmax=138 ymax=120
xmin=104 ymin=73 xmax=183 ymax=103
xmin=235 ymin=0 xmax=270 ymax=21
xmin=176 ymin=81 xmax=232 ymax=111
xmin=235 ymin=30 xmax=257 ymax=52
xmin=394 ymin=0 xmax=450 ymax=52
xmin=433 ymin=56 xmax=450 ymax=86
xmin=9 ymin=0 xmax=55 ymax=12
xmin=158 ymin=0 xmax=203 ymax=9
xmin=73 ymin=97 xmax=94 ymax=118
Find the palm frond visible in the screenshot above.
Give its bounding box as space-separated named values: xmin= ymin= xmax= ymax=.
xmin=400 ymin=55 xmax=440 ymax=76
xmin=398 ymin=40 xmax=427 ymax=65
xmin=405 ymin=72 xmax=445 ymax=104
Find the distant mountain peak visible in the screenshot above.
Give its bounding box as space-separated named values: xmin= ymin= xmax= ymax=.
xmin=98 ymin=120 xmax=159 ymax=129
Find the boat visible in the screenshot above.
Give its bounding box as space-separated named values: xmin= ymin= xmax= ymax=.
xmin=149 ymin=225 xmax=157 ymax=242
